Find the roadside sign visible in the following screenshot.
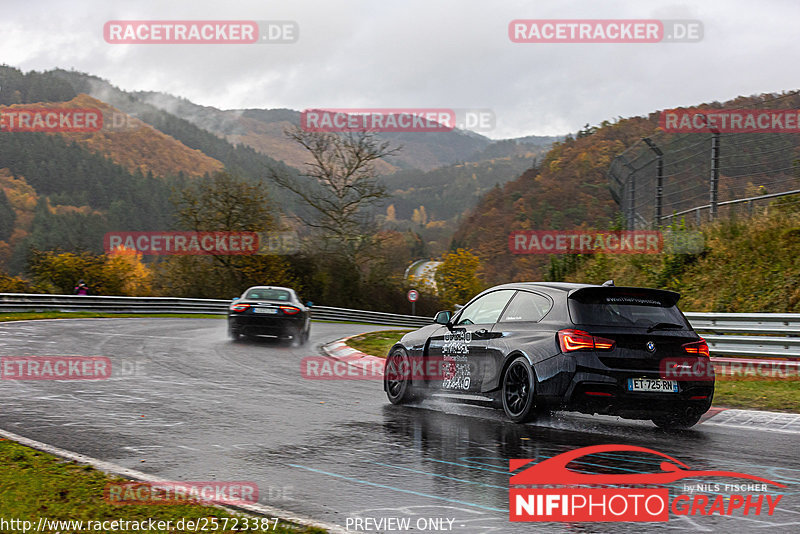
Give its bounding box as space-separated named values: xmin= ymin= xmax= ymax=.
xmin=407 ymin=289 xmax=419 ymax=302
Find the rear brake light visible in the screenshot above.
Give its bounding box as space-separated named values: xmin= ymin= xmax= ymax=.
xmin=683 ymin=339 xmax=710 ymax=358
xmin=558 ymin=329 xmax=615 ymax=352
xmin=231 ymin=303 xmax=250 ymax=312
xmin=279 ymin=306 xmax=300 ymax=315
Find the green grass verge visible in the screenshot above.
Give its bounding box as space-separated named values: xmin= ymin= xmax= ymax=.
xmin=346 ymin=329 xmax=413 ymax=358
xmin=712 ymin=378 xmax=800 ymax=413
xmin=343 ymin=330 xmax=800 ymax=413
xmin=0 ymin=439 xmax=325 ymax=534
xmin=0 ymin=312 xmax=224 ymax=322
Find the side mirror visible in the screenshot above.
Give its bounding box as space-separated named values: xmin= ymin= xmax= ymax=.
xmin=305 ymin=301 xmax=314 ymax=308
xmin=434 ymin=310 xmax=452 ymax=326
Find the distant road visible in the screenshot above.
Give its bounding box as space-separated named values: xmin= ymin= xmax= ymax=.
xmin=405 ymin=260 xmax=442 ymax=290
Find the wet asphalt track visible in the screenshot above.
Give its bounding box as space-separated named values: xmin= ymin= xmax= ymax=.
xmin=0 ymin=318 xmax=798 ymax=533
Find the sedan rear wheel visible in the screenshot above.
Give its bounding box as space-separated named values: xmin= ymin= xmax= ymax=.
xmin=228 ymin=324 xmax=242 ymax=342
xmin=502 ymin=356 xmax=538 ymax=423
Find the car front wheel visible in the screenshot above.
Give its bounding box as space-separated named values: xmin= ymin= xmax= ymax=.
xmin=502 ymin=356 xmax=538 ymax=423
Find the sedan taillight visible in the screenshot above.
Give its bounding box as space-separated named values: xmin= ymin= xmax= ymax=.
xmin=279 ymin=306 xmax=300 ymax=315
xmin=683 ymin=339 xmax=710 ymax=358
xmin=558 ymin=329 xmax=615 ymax=352
xmin=231 ymin=303 xmax=251 ymax=312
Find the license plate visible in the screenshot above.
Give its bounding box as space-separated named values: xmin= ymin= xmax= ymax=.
xmin=627 ymin=378 xmax=678 ymax=393
xmin=254 ymin=307 xmax=278 ymax=314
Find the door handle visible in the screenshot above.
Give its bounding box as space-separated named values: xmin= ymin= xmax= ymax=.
xmin=474 ymin=328 xmax=489 ymax=337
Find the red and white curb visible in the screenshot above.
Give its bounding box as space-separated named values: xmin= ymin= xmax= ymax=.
xmin=322 ymin=335 xmax=386 ymax=377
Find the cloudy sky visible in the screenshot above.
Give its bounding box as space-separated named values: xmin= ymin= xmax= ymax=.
xmin=2 ymin=0 xmax=799 ymax=138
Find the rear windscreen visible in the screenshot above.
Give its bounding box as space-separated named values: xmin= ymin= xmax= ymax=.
xmin=245 ymin=288 xmax=291 ymax=301
xmin=568 ymin=289 xmax=688 ymax=328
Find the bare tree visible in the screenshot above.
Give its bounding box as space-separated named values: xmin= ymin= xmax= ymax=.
xmin=157 ymin=171 xmax=294 ymax=297
xmin=268 ymin=126 xmax=400 ymax=262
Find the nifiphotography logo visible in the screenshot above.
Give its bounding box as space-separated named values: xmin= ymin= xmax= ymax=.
xmin=509 ymin=445 xmax=786 ymax=522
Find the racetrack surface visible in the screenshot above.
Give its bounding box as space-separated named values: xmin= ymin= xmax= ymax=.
xmin=0 ymin=318 xmax=798 ymax=533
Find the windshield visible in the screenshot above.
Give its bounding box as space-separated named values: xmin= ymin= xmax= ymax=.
xmin=244 ymin=288 xmax=291 ymax=302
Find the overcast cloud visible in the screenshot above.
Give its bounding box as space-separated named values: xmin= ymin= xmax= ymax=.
xmin=1 ymin=0 xmax=798 ymax=138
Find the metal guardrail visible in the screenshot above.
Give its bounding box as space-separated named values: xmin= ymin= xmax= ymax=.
xmin=1 ymin=294 xmax=798 ymax=356
xmin=0 ymin=293 xmax=432 ymax=328
xmin=684 ymin=312 xmax=800 ymax=359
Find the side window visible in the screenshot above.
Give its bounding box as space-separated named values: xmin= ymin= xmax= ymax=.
xmin=456 ymin=290 xmax=515 ymax=325
xmin=499 ymin=291 xmax=552 ymax=323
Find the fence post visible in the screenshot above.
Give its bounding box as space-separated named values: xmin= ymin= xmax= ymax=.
xmin=628 ymin=172 xmax=636 ymax=230
xmin=710 ymin=131 xmax=720 ymax=221
xmin=642 ymin=138 xmax=664 ymax=228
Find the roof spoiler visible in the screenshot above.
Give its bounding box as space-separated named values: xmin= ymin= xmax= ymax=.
xmin=568 ymin=286 xmax=681 ymax=307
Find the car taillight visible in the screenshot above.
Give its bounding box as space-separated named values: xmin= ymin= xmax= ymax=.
xmin=231 ymin=303 xmax=250 ymax=312
xmin=279 ymin=306 xmax=300 ymax=315
xmin=683 ymin=339 xmax=710 ymax=358
xmin=558 ymin=329 xmax=615 ymax=352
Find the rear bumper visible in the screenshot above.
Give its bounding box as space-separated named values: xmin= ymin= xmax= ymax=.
xmin=228 ymin=315 xmax=305 ymax=337
xmin=540 ymin=353 xmax=714 ymax=419
xmin=561 ymin=374 xmax=714 ymax=419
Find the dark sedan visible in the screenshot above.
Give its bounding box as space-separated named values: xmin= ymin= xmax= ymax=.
xmin=384 ymin=282 xmax=714 ymax=428
xmin=228 ymin=286 xmax=311 ymax=344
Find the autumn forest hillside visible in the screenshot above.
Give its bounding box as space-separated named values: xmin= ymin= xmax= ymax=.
xmin=452 ymin=90 xmax=800 ymax=289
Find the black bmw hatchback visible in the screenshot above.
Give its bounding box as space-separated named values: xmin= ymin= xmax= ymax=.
xmin=228 ymin=286 xmax=311 ymax=344
xmin=384 ymin=282 xmax=714 ymax=428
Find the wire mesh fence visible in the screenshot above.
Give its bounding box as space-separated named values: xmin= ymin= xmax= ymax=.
xmin=608 ymin=92 xmax=800 ymax=228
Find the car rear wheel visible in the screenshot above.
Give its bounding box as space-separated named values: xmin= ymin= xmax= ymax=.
xmin=228 ymin=324 xmax=241 ymax=341
xmin=502 ymin=356 xmax=538 ymax=423
xmin=292 ymin=327 xmax=308 ymax=346
xmin=651 ymin=409 xmax=703 ymax=429
xmin=385 ymin=348 xmax=416 ymax=405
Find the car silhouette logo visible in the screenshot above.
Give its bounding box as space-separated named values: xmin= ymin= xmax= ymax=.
xmin=646 ymin=341 xmax=656 ymax=352
xmin=509 ymin=444 xmax=786 ymax=487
